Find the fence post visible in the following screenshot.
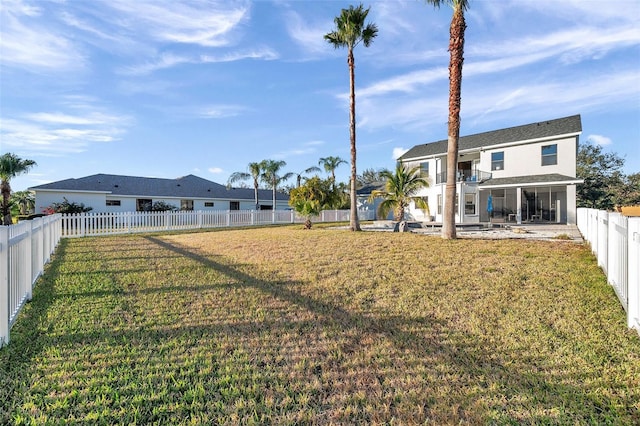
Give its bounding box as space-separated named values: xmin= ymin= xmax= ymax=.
xmin=628 ymin=219 xmax=640 ymax=330
xmin=0 ymin=226 xmax=9 ymax=347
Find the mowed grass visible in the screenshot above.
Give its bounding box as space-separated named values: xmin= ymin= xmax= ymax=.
xmin=1 ymin=226 xmax=639 ymax=425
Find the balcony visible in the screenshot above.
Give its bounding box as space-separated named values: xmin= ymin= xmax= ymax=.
xmin=436 ymin=169 xmax=492 ymax=184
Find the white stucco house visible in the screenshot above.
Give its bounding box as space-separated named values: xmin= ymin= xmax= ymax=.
xmin=398 ymin=115 xmax=583 ymax=225
xmin=29 ymin=174 xmax=290 ymax=213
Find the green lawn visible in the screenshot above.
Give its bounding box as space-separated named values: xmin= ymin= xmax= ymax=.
xmin=1 ymin=226 xmax=639 ymax=424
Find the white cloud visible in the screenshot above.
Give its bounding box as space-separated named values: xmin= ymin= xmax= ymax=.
xmin=587 ymin=134 xmax=613 ymax=146
xmin=197 ymin=104 xmax=247 ymax=119
xmin=284 ymin=10 xmax=333 ymax=57
xmin=105 ymin=0 xmax=250 ymax=47
xmin=122 ymin=47 xmax=278 ymax=75
xmin=272 ymin=140 xmax=323 ymax=160
xmin=208 ymin=167 xmax=224 ymax=174
xmin=0 ymin=3 xmax=86 ymax=71
xmin=200 ymin=47 xmax=279 ymax=63
xmin=0 ymin=102 xmax=133 ymax=155
xmin=392 ymin=147 xmax=409 ymax=160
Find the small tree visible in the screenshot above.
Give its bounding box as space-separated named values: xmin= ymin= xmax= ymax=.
xmin=369 ymin=164 xmax=430 ymax=221
xmin=577 ymin=143 xmax=625 ymax=209
xmin=289 ymin=176 xmax=338 ymax=228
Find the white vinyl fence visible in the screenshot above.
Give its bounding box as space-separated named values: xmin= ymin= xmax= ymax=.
xmin=60 ymin=209 xmax=374 ymax=238
xmin=577 ymin=208 xmax=640 ymax=331
xmin=1 ymin=214 xmax=62 ymax=347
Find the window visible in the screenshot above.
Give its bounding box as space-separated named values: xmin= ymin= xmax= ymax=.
xmin=230 ymin=201 xmax=240 ymax=210
xmin=137 ymin=199 xmax=152 ymax=211
xmin=181 ymin=199 xmax=194 ymax=211
xmin=204 ymin=202 xmax=214 ymax=207
xmin=491 ymin=151 xmax=504 ymax=171
xmin=437 ymin=194 xmax=457 ymax=215
xmin=419 ymin=161 xmax=429 ymax=177
xmin=541 ymin=144 xmax=557 ymax=166
xmin=464 ymin=193 xmax=476 ymax=215
xmin=106 ymin=200 xmax=121 ymax=206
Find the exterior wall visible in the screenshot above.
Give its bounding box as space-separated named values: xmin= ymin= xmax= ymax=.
xmin=480 ymin=136 xmax=577 ymax=179
xmin=35 ymin=191 xmax=107 ymax=214
xmin=36 ymin=191 xmax=288 ymax=214
xmin=567 ymin=184 xmax=577 ymax=225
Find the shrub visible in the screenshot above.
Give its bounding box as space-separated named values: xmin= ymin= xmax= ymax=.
xmin=45 ymin=197 xmax=93 ymax=214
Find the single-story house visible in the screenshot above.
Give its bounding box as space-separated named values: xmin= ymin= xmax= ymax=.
xmin=356 ymin=182 xmax=395 ymax=220
xmin=29 ymin=174 xmax=290 ymax=213
xmin=398 ymin=114 xmax=583 ymax=225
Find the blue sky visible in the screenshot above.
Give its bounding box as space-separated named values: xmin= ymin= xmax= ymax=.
xmin=2 ymin=0 xmax=639 ymax=192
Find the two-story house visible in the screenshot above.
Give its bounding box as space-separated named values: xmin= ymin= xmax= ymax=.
xmin=398 ymin=115 xmax=583 ymax=225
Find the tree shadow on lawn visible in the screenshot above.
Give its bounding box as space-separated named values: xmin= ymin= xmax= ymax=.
xmin=2 ymin=235 xmax=637 ymax=424
xmin=139 ymin=235 xmax=635 ymax=424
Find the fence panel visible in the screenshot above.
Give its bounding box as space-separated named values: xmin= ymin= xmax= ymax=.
xmin=60 ymin=209 xmax=369 ymax=237
xmin=608 ymin=213 xmax=628 ymax=309
xmin=628 ymin=219 xmax=640 ymax=329
xmin=1 ymin=215 xmax=62 ymax=347
xmin=577 ymin=208 xmax=639 ymax=332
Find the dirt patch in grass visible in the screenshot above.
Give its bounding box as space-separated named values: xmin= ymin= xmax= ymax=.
xmin=2 ymin=227 xmax=639 ymax=424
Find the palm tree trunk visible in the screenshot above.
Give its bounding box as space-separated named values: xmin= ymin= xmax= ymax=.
xmin=442 ymin=5 xmax=466 ymax=240
xmin=348 ymin=49 xmax=361 ymax=231
xmin=272 ymin=177 xmax=277 ymax=210
xmin=254 ymin=180 xmax=259 ymax=211
xmin=1 ymin=181 xmax=11 ymax=226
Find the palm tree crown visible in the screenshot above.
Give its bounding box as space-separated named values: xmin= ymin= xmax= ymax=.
xmin=0 ymin=153 xmax=37 ymax=225
xmin=325 ymin=4 xmax=378 ymax=232
xmin=324 ymin=4 xmax=378 ymax=50
xmin=260 ymin=160 xmax=294 ymax=209
xmin=318 ymin=156 xmax=347 ymax=185
xmin=295 ymin=166 xmax=322 ymax=188
xmin=369 ymin=164 xmax=430 ymax=221
xmin=227 ymin=161 xmax=264 ymax=210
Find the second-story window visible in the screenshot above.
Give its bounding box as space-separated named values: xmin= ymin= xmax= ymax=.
xmin=541 ymin=144 xmax=557 ymax=166
xmin=420 ymin=161 xmax=429 ymax=177
xmin=491 ymin=151 xmax=504 ymax=171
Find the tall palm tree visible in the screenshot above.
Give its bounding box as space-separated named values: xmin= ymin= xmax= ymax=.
xmin=0 ymin=153 xmax=37 ymax=225
xmin=294 ymin=166 xmax=322 ymax=187
xmin=227 ymin=161 xmax=263 ymax=210
xmin=261 ymin=160 xmax=294 ymax=210
xmin=325 ymin=4 xmax=378 ymax=232
xmin=318 ymin=156 xmax=347 ymax=189
xmin=368 ymin=164 xmax=430 ymax=221
xmin=426 ymin=0 xmax=469 ymax=239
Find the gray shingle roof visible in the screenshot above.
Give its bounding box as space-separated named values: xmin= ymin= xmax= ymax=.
xmin=29 ymin=174 xmax=288 ymax=201
xmin=479 ymin=173 xmax=583 ymax=187
xmin=399 ymin=115 xmax=582 ymax=160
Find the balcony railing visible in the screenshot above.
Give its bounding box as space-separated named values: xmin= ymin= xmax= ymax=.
xmin=435 ymin=169 xmax=492 ymax=184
